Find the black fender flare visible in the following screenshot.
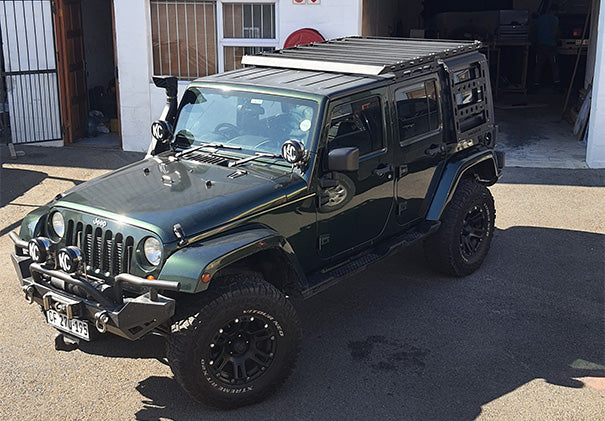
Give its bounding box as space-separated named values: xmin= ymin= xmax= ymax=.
xmin=158 ymin=227 xmax=305 ymax=293
xmin=426 ymin=149 xmax=502 ymax=221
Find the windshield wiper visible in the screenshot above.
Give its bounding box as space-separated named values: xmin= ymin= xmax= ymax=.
xmin=228 ymin=152 xmax=283 ymax=167
xmin=175 ymin=142 xmax=241 ymax=158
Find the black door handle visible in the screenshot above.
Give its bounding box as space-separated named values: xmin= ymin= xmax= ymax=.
xmin=425 ymin=144 xmax=444 ymax=156
xmin=373 ymin=164 xmax=393 ymax=177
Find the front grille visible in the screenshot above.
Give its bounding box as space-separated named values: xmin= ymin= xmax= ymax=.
xmin=65 ymin=220 xmax=134 ymax=277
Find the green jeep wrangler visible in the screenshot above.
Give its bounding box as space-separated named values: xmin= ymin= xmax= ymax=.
xmin=10 ymin=37 xmax=504 ymax=408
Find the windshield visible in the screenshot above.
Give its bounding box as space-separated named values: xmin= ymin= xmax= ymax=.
xmin=174 ymin=87 xmax=319 ymax=157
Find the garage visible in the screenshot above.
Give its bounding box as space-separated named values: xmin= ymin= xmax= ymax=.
xmin=362 ymin=0 xmax=596 ymax=168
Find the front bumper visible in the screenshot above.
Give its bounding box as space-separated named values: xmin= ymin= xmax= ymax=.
xmin=10 ymin=232 xmax=180 ymax=341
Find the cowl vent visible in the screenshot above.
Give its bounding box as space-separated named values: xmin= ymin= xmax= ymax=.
xmin=185 ymin=152 xmax=229 ymax=166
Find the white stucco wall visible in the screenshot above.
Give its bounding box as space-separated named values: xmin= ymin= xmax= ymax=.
xmin=587 ymin=0 xmax=605 ymax=168
xmin=114 ymin=0 xmax=362 ymax=152
xmin=113 ymin=0 xmax=153 ymax=152
xmin=278 ymin=0 xmax=362 ymax=46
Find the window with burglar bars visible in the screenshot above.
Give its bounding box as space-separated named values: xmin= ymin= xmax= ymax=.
xmin=150 ymin=0 xmax=218 ymax=80
xmin=224 ymin=46 xmax=274 ymax=71
xmin=150 ymin=1 xmax=277 ymax=78
xmin=222 ymin=3 xmax=277 ymax=72
xmin=223 ymin=3 xmax=275 ymax=38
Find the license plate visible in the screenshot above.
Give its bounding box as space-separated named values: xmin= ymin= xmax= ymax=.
xmin=46 ymin=309 xmax=90 ymax=340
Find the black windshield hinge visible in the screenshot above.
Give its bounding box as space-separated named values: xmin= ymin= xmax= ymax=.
xmin=398 ymin=201 xmax=408 ymax=216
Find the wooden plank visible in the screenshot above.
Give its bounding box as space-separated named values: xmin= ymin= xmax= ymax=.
xmin=574 ymin=86 xmax=591 ymax=140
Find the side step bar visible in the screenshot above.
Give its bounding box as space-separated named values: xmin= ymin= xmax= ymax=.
xmin=303 ymin=222 xmax=440 ymax=299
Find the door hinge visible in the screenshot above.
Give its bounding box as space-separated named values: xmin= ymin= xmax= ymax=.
xmin=398 ymin=201 xmax=408 ymax=216
xmin=398 ymin=165 xmax=408 ymax=178
xmin=318 ymin=234 xmax=330 ymax=250
xmin=50 ymin=0 xmax=56 ymax=14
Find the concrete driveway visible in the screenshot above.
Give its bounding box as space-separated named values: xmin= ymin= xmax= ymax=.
xmin=1 ymin=144 xmax=603 ymax=420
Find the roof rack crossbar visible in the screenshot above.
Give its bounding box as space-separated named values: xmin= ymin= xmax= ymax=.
xmin=337 ymin=36 xmax=479 ymax=46
xmin=272 ymin=50 xmax=434 ymax=66
xmin=291 ymin=44 xmax=439 ymax=60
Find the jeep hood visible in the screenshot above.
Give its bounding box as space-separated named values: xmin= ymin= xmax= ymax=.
xmin=52 ymin=155 xmax=306 ymax=242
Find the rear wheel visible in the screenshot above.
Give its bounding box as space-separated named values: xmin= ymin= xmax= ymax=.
xmin=424 ymin=179 xmax=495 ymax=276
xmin=166 ymin=274 xmax=301 ymax=408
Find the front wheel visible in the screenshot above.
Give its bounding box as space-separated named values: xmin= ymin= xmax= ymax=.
xmin=424 ymin=179 xmax=495 ymax=276
xmin=166 ymin=274 xmax=301 ymax=408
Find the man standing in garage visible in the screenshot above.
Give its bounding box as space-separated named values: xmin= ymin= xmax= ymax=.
xmin=532 ymin=4 xmax=561 ymax=92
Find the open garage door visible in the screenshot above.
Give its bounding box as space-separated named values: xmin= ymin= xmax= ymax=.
xmin=0 ymin=0 xmax=62 ymax=144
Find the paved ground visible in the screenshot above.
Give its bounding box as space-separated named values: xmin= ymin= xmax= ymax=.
xmin=496 ymin=92 xmax=590 ymax=169
xmin=1 ymin=144 xmax=604 ymax=420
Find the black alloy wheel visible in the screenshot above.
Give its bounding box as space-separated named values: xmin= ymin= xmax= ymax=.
xmin=460 ymin=204 xmax=488 ymax=261
xmin=207 ymin=314 xmax=277 ymax=385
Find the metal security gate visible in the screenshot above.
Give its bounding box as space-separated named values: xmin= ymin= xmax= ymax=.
xmin=0 ymin=0 xmax=62 ymax=145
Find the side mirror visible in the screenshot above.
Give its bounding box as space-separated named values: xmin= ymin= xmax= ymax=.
xmin=328 ymin=147 xmax=359 ymax=172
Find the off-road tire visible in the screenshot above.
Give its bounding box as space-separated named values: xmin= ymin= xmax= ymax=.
xmin=166 ymin=274 xmax=301 ymax=408
xmin=424 ymin=179 xmax=495 ymax=276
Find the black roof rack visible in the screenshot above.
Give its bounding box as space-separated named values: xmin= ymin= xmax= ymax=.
xmin=241 ymin=36 xmax=482 ymax=76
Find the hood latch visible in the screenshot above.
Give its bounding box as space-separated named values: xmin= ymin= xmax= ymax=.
xmin=173 ymin=223 xmax=188 ymax=247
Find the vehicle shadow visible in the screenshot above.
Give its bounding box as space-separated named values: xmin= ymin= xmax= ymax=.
xmin=0 ymin=143 xmax=144 ymax=171
xmin=80 ymin=225 xmax=604 ymax=420
xmin=77 ymin=333 xmax=167 ymax=361
xmin=0 ymin=167 xmax=48 ymax=207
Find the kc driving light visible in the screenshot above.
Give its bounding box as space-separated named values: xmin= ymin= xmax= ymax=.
xmin=144 ymin=237 xmax=162 ymax=266
xmin=51 ymin=212 xmax=65 ymax=238
xmin=28 ymin=237 xmax=51 ymax=263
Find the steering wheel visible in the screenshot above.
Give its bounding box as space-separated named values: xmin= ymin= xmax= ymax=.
xmin=214 ymin=122 xmax=240 ymax=139
xmin=358 ymin=112 xmax=371 ymax=133
xmin=253 ymin=138 xmax=280 ymax=152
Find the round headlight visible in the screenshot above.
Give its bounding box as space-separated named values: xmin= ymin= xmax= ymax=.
xmin=144 ymin=237 xmax=162 ymax=266
xmin=51 ymin=212 xmax=65 ymax=238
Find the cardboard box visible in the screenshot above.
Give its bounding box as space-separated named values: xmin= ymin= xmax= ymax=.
xmin=109 ymin=118 xmax=119 ymax=132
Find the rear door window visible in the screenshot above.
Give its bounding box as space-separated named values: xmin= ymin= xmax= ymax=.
xmin=395 ymin=80 xmax=441 ymax=144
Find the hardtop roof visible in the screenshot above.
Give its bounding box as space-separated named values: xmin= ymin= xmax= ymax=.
xmin=196 ymin=66 xmax=389 ymax=97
